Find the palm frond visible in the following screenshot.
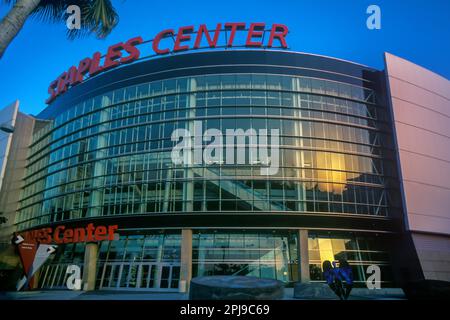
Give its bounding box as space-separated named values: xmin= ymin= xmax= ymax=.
xmin=3 ymin=0 xmax=119 ymax=39
xmin=72 ymin=0 xmax=119 ymax=39
xmin=32 ymin=0 xmax=75 ymax=23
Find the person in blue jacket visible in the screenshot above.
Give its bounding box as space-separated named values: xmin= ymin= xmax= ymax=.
xmin=322 ymin=260 xmax=344 ymax=300
xmin=337 ymin=259 xmax=354 ymax=300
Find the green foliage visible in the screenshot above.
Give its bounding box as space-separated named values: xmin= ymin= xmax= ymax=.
xmin=3 ymin=0 xmax=119 ymax=39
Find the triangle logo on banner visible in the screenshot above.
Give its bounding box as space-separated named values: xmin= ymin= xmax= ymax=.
xmin=13 ymin=232 xmax=38 ymax=280
xmin=28 ymin=244 xmax=57 ymax=279
xmin=12 ymin=232 xmax=58 ymax=291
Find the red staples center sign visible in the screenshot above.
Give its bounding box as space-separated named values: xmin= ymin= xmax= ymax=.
xmin=46 ymin=22 xmax=289 ymax=104
xmin=22 ymin=223 xmax=119 ymax=244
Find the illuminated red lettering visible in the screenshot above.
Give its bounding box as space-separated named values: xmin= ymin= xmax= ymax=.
xmin=63 ymin=229 xmax=74 ymax=243
xmin=55 ymin=67 xmax=77 ymax=95
xmin=36 ymin=228 xmax=52 ymax=244
xmin=74 ymin=57 xmax=91 ymax=84
xmin=194 ymin=23 xmax=221 ymax=49
xmin=108 ymin=225 xmax=118 ymax=240
xmin=94 ymin=226 xmax=107 ymax=241
xmin=74 ymin=228 xmax=85 ymax=242
xmin=268 ymin=23 xmax=289 ymax=48
xmin=54 ymin=226 xmax=65 ymax=244
xmin=67 ymin=66 xmax=79 ymax=86
xmin=86 ymin=223 xmax=95 ymax=242
xmin=43 ymin=228 xmax=53 ymax=243
xmin=246 ymin=23 xmax=265 ymax=47
xmin=56 ymin=72 xmax=68 ymax=95
xmin=153 ymin=29 xmax=174 ymax=54
xmin=89 ymin=52 xmax=103 ymax=76
xmin=121 ymin=36 xmax=143 ymax=63
xmin=225 ymin=22 xmax=246 ymax=46
xmin=45 ymin=80 xmax=58 ymax=104
xmin=45 ymin=25 xmax=290 ymax=104
xmin=23 ymin=224 xmax=119 ymax=244
xmin=103 ymin=42 xmax=124 ymax=70
xmin=174 ymin=25 xmax=194 ymax=52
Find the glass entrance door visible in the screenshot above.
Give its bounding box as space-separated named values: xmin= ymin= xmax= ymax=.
xmin=159 ymin=264 xmax=180 ymax=289
xmin=138 ymin=263 xmax=159 ymax=289
xmin=100 ymin=262 xmax=180 ymax=291
xmin=39 ymin=263 xmax=83 ymax=289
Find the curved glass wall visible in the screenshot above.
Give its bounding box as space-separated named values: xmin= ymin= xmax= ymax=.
xmin=16 ymin=73 xmax=399 ymax=230
xmin=192 ymin=231 xmax=298 ymax=282
xmin=36 ymin=230 xmax=393 ymax=287
xmin=38 ymin=233 xmax=181 ymax=290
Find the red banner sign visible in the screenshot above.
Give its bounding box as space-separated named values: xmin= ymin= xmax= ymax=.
xmin=46 ymin=22 xmax=289 ymax=104
xmin=14 ymin=234 xmax=38 ymax=278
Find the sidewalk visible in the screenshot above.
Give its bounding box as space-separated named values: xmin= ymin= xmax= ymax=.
xmin=0 ymin=290 xmax=187 ymax=300
xmin=0 ymin=288 xmax=405 ymax=300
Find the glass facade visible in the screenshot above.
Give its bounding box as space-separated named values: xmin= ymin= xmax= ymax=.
xmin=17 ymin=73 xmax=398 ymax=229
xmin=37 ymin=242 xmax=85 ymax=289
xmin=308 ymin=233 xmax=392 ymax=285
xmin=192 ymin=231 xmax=298 ymax=282
xmin=37 ymin=230 xmax=393 ymax=289
xmin=16 ymin=51 xmax=401 ymax=290
xmin=39 ymin=233 xmax=181 ymax=290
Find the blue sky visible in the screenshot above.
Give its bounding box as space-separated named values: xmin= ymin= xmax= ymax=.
xmin=0 ymin=0 xmax=449 ymax=115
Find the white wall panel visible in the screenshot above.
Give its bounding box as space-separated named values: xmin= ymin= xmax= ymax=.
xmin=385 ymin=53 xmax=450 ymax=237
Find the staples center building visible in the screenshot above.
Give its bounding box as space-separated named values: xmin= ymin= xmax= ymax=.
xmin=1 ymin=23 xmax=449 ymax=292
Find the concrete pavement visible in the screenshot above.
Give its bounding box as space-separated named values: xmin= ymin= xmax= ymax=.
xmin=0 ymin=287 xmax=405 ymax=300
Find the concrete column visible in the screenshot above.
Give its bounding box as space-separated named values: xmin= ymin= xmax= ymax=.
xmin=83 ymin=242 xmax=98 ymax=291
xmin=179 ymin=229 xmax=193 ymax=293
xmin=298 ymin=229 xmax=310 ymax=283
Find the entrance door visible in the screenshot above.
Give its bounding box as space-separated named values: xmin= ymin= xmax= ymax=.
xmin=101 ymin=262 xmax=121 ymax=288
xmin=138 ymin=263 xmax=158 ymax=289
xmin=39 ymin=263 xmax=83 ymax=289
xmin=100 ymin=262 xmax=180 ymax=291
xmin=159 ymin=264 xmax=180 ymax=289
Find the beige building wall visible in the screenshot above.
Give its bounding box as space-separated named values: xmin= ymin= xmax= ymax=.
xmin=385 ymin=53 xmax=450 ymax=281
xmin=0 ymin=101 xmax=37 ymax=271
xmin=0 ymin=101 xmax=18 ymax=193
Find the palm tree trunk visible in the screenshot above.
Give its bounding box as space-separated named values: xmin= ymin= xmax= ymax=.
xmin=0 ymin=0 xmax=41 ymax=59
